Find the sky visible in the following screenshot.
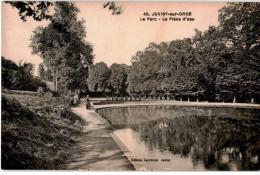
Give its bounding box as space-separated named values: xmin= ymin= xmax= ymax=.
xmin=1 ymin=2 xmax=226 ymax=74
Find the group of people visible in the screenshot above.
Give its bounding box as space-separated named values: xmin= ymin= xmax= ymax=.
xmin=68 ymin=90 xmax=91 ymax=109
xmin=68 ymin=90 xmax=80 ymax=106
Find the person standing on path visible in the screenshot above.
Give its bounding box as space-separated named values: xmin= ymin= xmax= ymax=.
xmin=74 ymin=92 xmax=79 ymax=105
xmin=86 ymin=95 xmax=91 ymax=109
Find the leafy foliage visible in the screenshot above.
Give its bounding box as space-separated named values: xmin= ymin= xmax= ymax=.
xmin=6 ymin=1 xmax=122 ymax=21
xmin=5 ymin=1 xmax=53 ymax=21
xmin=126 ymin=2 xmax=260 ymax=102
xmin=38 ymin=63 xmax=53 ymax=81
xmin=87 ymin=62 xmax=128 ymax=96
xmin=109 ymin=63 xmax=128 ymax=95
xmin=103 ymin=2 xmax=122 ymax=15
xmin=1 ymin=56 xmax=46 ymax=91
xmin=87 ymin=62 xmax=110 ymax=92
xmin=30 ymin=2 xmax=94 ymax=93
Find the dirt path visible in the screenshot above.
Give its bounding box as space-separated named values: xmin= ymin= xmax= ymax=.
xmin=67 ymin=102 xmax=134 ymax=170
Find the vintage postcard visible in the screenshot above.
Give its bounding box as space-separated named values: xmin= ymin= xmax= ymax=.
xmin=1 ymin=1 xmax=260 ymax=171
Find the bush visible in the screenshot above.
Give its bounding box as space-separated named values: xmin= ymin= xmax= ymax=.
xmin=1 ymin=56 xmax=47 ymax=91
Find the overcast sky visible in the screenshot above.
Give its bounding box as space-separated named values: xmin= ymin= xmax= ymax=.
xmin=2 ymin=2 xmax=226 ymax=74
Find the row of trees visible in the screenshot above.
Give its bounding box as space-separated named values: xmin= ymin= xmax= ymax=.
xmin=7 ymin=2 xmax=258 ymax=103
xmin=87 ymin=62 xmax=128 ymax=96
xmin=4 ymin=1 xmax=123 ymax=96
xmin=89 ymin=3 xmax=260 ymax=103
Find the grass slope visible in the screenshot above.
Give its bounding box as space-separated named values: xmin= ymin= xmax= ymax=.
xmin=1 ymin=94 xmax=85 ymax=169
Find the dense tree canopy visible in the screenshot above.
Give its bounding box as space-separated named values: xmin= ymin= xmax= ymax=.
xmin=2 ymin=57 xmax=46 ymax=91
xmin=7 ymin=2 xmax=258 ymax=102
xmin=30 ymin=2 xmax=94 ymax=93
xmin=217 ymin=2 xmax=260 ymax=102
xmin=126 ymin=2 xmax=260 ymax=102
xmin=218 ymin=2 xmax=260 ymax=52
xmin=109 ymin=63 xmax=128 ymax=95
xmin=88 ymin=2 xmax=259 ymax=103
xmin=87 ymin=62 xmax=110 ymax=92
xmin=87 ymin=62 xmax=128 ymax=96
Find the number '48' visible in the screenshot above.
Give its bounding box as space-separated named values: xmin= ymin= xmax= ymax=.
xmin=143 ymin=12 xmax=149 ymax=16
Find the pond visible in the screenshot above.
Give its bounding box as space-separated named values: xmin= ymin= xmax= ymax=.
xmin=96 ymin=106 xmax=260 ymax=171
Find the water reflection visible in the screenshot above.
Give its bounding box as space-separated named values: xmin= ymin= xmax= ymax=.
xmin=97 ymin=106 xmax=260 ymax=170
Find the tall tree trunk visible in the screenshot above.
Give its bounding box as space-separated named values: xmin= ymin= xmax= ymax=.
xmin=53 ymin=69 xmax=58 ymax=92
xmin=53 ymin=71 xmax=56 ymax=91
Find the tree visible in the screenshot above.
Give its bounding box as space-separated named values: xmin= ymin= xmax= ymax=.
xmin=30 ymin=2 xmax=93 ymax=93
xmin=192 ymin=26 xmax=229 ymax=101
xmin=218 ymin=2 xmax=260 ymax=52
xmin=127 ymin=42 xmax=167 ymax=96
xmin=1 ymin=56 xmax=46 ymax=91
xmin=5 ymin=1 xmax=53 ymax=21
xmin=38 ymin=63 xmax=45 ymax=80
xmin=87 ymin=62 xmax=110 ymax=93
xmin=126 ymin=2 xmax=260 ymax=103
xmin=2 ymin=56 xmax=19 ymax=89
xmin=109 ymin=63 xmax=128 ymax=96
xmin=217 ymin=2 xmax=260 ymax=102
xmin=165 ymin=39 xmax=197 ymax=95
xmin=45 ymin=69 xmax=53 ymax=82
xmin=21 ymin=62 xmax=34 ymax=76
xmin=103 ymin=2 xmax=122 ymax=15
xmin=6 ymin=1 xmax=122 ymax=22
xmin=128 ymin=40 xmax=198 ymax=99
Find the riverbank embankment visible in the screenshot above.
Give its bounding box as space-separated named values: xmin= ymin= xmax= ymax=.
xmin=93 ymin=100 xmax=260 ymax=110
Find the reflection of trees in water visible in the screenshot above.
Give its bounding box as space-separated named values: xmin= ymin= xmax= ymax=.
xmin=130 ymin=116 xmax=260 ymax=170
xmin=97 ymin=106 xmax=260 ymax=126
xmin=97 ymin=106 xmax=260 ymax=170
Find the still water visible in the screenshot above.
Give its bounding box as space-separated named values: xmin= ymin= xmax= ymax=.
xmin=97 ymin=106 xmax=260 ymax=171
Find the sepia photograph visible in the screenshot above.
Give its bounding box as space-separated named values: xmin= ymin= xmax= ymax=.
xmin=1 ymin=1 xmax=260 ymax=171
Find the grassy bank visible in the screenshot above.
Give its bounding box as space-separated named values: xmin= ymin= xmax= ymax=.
xmin=1 ymin=93 xmax=85 ymax=169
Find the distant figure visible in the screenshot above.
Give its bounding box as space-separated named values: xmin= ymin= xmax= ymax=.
xmin=37 ymin=87 xmax=44 ymax=97
xmin=233 ymin=97 xmax=236 ymax=103
xmin=68 ymin=90 xmax=73 ymax=106
xmin=74 ymin=93 xmax=79 ymax=105
xmin=86 ymin=95 xmax=91 ymax=110
xmin=78 ymin=91 xmax=83 ymax=101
